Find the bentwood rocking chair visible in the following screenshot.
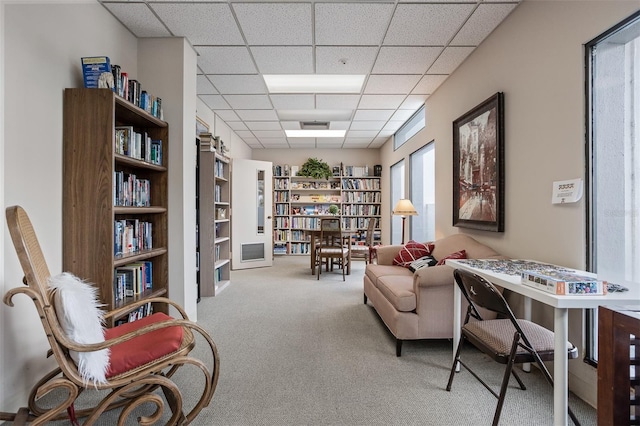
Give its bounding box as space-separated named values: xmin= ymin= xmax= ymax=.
xmin=446 ymin=268 xmax=579 ymax=426
xmin=0 ymin=206 xmax=220 ymax=425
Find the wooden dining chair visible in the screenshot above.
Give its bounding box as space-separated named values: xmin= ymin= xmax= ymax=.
xmin=350 ymin=218 xmax=376 ymax=264
xmin=1 ymin=205 xmax=220 ymax=425
xmin=316 ymin=217 xmax=350 ymax=281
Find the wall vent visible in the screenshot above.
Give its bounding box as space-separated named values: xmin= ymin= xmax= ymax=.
xmin=241 ymin=243 xmax=265 ymax=262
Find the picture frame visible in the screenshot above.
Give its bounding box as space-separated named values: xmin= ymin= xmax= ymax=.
xmin=452 ymin=92 xmax=505 ymax=232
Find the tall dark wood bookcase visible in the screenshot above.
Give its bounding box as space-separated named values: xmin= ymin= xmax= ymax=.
xmin=63 ymin=88 xmax=169 ymax=326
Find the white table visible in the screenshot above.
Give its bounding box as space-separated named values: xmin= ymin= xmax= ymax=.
xmin=446 ymin=259 xmax=640 ymax=426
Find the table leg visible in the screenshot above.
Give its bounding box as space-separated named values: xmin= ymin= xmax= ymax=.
xmin=523 ymin=297 xmax=532 ymax=373
xmin=310 ymin=235 xmax=316 ymax=275
xmin=554 ymin=307 xmax=569 ymax=426
xmin=453 ymin=283 xmax=461 ymax=372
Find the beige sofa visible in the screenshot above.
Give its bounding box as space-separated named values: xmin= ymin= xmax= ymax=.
xmin=363 ymin=234 xmax=505 ymax=356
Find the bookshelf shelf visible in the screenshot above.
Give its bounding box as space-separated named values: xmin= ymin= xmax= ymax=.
xmin=63 ymin=88 xmax=169 ymax=327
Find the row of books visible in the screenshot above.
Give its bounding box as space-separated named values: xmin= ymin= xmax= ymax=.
xmin=341 ymin=178 xmax=381 ymax=190
xmin=114 ymin=302 xmax=154 ymax=326
xmin=290 ymin=242 xmax=311 ymax=254
xmin=114 ymin=261 xmax=153 ymax=301
xmin=342 ymin=192 xmax=382 ymax=203
xmin=272 ymin=164 xmax=373 ymax=177
xmin=274 ymin=204 xmax=289 ymax=215
xmin=215 ymin=159 xmax=226 ymax=178
xmin=114 ymin=219 xmax=153 ymax=256
xmin=275 ymin=192 xmax=289 ymax=202
xmin=274 ymin=178 xmax=289 ymax=189
xmin=274 ymin=230 xmax=289 ymax=242
xmin=111 ymin=64 xmax=163 ymax=119
xmin=114 ymin=171 xmax=151 ymax=207
xmin=341 ymin=204 xmax=381 ymax=216
xmin=342 ymin=165 xmax=370 ymax=177
xmin=273 ymin=243 xmax=287 ymax=255
xmin=274 ymin=217 xmax=289 ymax=228
xmin=80 ymin=57 xmax=163 ymax=119
xmin=115 ymin=126 xmax=163 ymax=165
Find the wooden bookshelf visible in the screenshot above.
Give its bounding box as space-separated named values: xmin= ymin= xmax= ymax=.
xmin=63 ymin=88 xmax=169 ymax=326
xmin=272 ymin=166 xmax=381 ymax=256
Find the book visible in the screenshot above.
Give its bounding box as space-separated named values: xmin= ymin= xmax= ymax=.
xmin=81 ymin=56 xmax=113 ymax=89
xmin=520 ymin=269 xmax=607 ymax=295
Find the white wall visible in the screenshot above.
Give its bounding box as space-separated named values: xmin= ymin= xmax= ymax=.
xmin=381 ymin=0 xmax=640 ymax=406
xmin=251 ymin=148 xmax=381 ymax=173
xmin=1 ymin=2 xmax=138 ymax=412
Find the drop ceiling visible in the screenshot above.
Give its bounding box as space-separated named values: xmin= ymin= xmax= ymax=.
xmin=100 ymin=0 xmax=521 ymax=149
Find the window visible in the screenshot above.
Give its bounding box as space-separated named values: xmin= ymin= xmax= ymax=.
xmin=390 ymin=160 xmax=405 ymax=244
xmin=410 ymin=142 xmax=435 ymax=242
xmin=586 ymin=11 xmax=640 ymax=362
xmin=394 ymin=105 xmax=425 ymax=150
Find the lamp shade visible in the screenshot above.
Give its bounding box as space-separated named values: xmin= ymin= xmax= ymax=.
xmin=392 ymin=199 xmax=418 ymax=216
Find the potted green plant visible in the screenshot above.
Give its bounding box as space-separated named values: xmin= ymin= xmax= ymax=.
xmin=328 ymin=204 xmax=339 ymax=215
xmin=298 ymin=157 xmax=333 ymax=180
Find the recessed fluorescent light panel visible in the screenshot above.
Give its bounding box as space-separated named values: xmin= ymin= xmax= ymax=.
xmin=286 ymin=130 xmax=346 ymax=138
xmin=264 ymin=75 xmax=365 ymax=93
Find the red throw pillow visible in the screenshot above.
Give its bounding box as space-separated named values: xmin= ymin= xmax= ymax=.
xmin=436 ymin=249 xmax=468 ymax=266
xmin=393 ymin=240 xmax=435 ymax=268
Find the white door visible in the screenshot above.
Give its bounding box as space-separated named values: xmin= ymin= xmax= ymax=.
xmin=231 ymin=159 xmax=273 ymax=269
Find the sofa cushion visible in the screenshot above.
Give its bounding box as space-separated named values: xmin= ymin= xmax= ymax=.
xmin=365 ymin=264 xmax=413 ymax=285
xmin=436 ymin=249 xmax=468 ymax=266
xmin=376 ymin=275 xmax=416 ymax=312
xmin=393 ymin=240 xmax=435 ymax=268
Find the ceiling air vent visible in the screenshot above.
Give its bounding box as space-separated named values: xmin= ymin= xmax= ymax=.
xmin=300 ymin=121 xmax=330 ymax=130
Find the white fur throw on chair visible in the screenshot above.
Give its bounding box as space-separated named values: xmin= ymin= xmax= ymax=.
xmin=48 ymin=272 xmax=110 ymax=385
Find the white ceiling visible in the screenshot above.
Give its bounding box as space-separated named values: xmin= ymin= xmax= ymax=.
xmin=100 ymin=0 xmax=521 ymax=149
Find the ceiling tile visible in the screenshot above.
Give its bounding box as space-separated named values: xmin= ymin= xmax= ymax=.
xmin=377 ymin=130 xmax=395 ymax=138
xmin=358 ymin=95 xmax=406 ymax=110
xmin=196 ymin=47 xmax=257 ymax=74
xmin=427 ymin=47 xmax=474 ymax=74
xmin=343 ymin=138 xmax=374 ymax=147
xmin=413 ymin=75 xmax=448 ymax=95
xmin=259 ymin=138 xmax=290 ymax=147
xmin=383 ymin=121 xmax=405 ymax=132
xmin=287 ymin=138 xmax=316 ymax=146
xmin=251 ymin=47 xmax=313 ymax=74
xmin=253 ymin=130 xmax=286 ymax=138
xmin=237 ymin=110 xmax=279 ymax=121
xmin=197 ymin=75 xmax=218 ymax=95
xmin=347 ymin=130 xmax=379 ymax=138
xmin=353 ymin=110 xmax=395 ymax=121
xmin=208 ymin=75 xmax=267 ymax=95
xmin=315 ymin=3 xmax=395 ymax=45
xmin=213 ymin=110 xmax=241 ymax=122
xmin=236 ymin=130 xmax=256 ymax=139
xmin=370 ymin=138 xmax=388 ymax=148
xmin=316 ymin=95 xmax=361 ymax=110
xmin=390 ymin=109 xmax=415 ymax=121
xmin=245 ymin=121 xmax=282 ymax=131
xmin=451 ymin=3 xmax=518 ymax=46
xmin=223 ymin=95 xmax=272 ymax=110
xmin=151 ymin=3 xmax=243 ymax=45
xmin=277 ymin=109 xmax=353 ymax=121
xmin=350 ymin=121 xmax=386 ymax=131
xmin=329 ymin=121 xmax=350 ymax=130
xmin=372 ymin=47 xmax=442 ymax=74
xmin=102 ymin=3 xmax=171 ymax=38
xmin=228 ymin=122 xmax=248 ymax=131
xmin=316 ymin=140 xmax=345 ymax=148
xmin=233 ymin=3 xmax=312 ymax=45
xmin=316 ymin=47 xmax=378 ymax=74
xmin=364 ymin=75 xmax=421 ymax=95
xmin=269 ymin=94 xmax=315 ymax=110
xmin=281 ymin=121 xmax=302 ymax=130
xmin=200 ymin=95 xmax=231 ymax=110
xmin=400 ymin=95 xmax=428 ymax=110
xmin=384 ymin=3 xmax=476 ymax=46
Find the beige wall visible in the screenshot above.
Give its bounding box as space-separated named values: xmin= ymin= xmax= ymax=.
xmin=381 ymin=0 xmax=640 ymax=406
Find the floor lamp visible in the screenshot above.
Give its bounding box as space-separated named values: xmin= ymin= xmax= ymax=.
xmin=392 ymin=199 xmax=418 ymax=244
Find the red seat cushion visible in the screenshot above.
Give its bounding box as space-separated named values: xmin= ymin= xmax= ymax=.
xmin=105 ymin=312 xmax=184 ymax=378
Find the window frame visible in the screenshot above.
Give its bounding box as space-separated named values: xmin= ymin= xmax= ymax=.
xmin=409 ymin=141 xmax=436 ymax=243
xmin=394 ymin=105 xmax=425 ymax=150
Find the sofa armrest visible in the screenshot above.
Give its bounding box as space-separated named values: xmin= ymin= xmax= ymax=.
xmin=413 ymin=264 xmax=455 ymax=289
xmin=375 ymin=245 xmax=404 ymax=265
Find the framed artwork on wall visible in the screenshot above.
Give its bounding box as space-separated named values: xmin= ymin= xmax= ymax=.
xmin=452 ymin=92 xmax=505 ymax=232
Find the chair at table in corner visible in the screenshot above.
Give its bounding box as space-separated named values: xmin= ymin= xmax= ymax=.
xmin=0 ymin=205 xmax=220 ymax=425
xmin=446 ymin=268 xmax=580 ymax=426
xmin=349 ymin=217 xmax=376 ymax=265
xmin=316 ymin=217 xmax=350 ymax=281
